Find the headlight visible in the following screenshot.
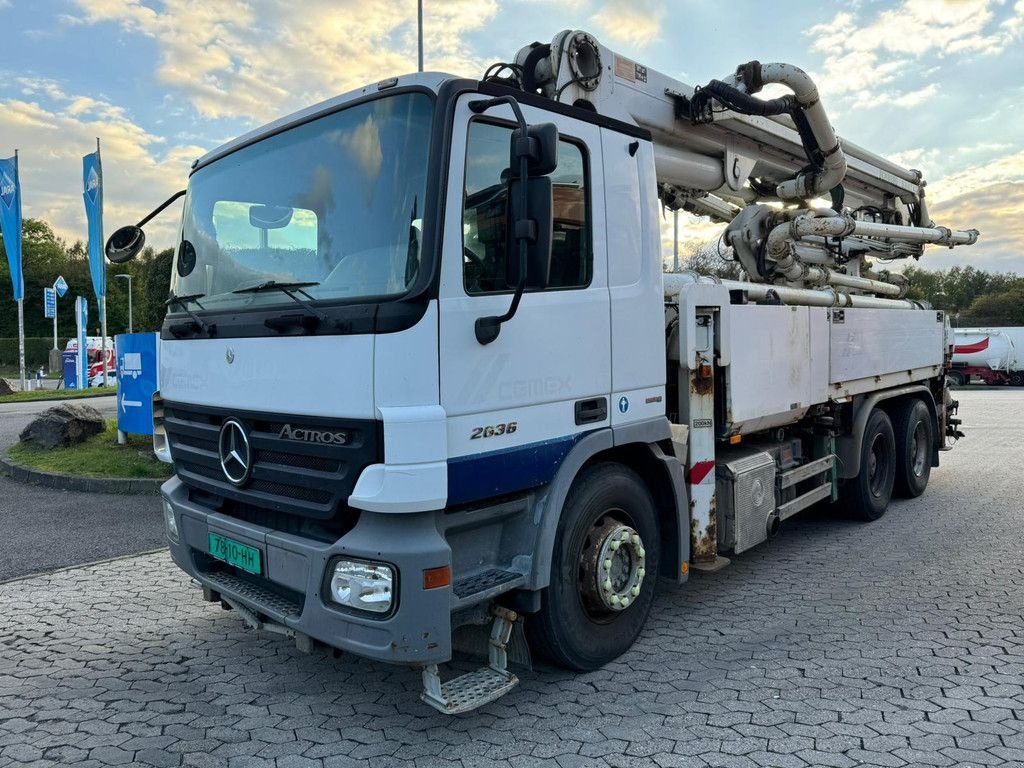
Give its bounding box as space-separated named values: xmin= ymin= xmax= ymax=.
xmin=163 ymin=499 xmax=179 ymax=544
xmin=329 ymin=560 xmax=394 ymax=614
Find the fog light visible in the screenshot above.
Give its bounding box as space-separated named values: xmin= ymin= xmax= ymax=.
xmin=162 ymin=499 xmax=179 ymax=544
xmin=329 ymin=560 xmax=394 ymax=614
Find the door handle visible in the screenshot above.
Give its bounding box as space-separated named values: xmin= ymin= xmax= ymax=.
xmin=575 ymin=397 xmax=607 ymax=425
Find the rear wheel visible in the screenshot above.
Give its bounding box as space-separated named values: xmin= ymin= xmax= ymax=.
xmin=843 ymin=408 xmax=896 ymax=521
xmin=893 ymin=398 xmax=933 ymax=498
xmin=1010 ymin=371 xmax=1024 ymax=387
xmin=946 ymin=370 xmax=967 ymax=387
xmin=527 ymin=462 xmax=660 ymax=671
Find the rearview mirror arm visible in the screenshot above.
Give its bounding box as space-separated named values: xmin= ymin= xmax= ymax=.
xmin=136 ymin=189 xmax=186 ymax=228
xmin=469 ymin=96 xmax=531 ymax=346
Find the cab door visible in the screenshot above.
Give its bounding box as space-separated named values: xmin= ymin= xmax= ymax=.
xmin=438 ymin=95 xmax=611 ymax=507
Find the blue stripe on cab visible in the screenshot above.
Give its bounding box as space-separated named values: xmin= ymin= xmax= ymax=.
xmin=447 ymin=433 xmax=584 ymax=507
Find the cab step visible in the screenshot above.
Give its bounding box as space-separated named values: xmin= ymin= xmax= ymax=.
xmin=421 ymin=605 xmax=519 ymax=714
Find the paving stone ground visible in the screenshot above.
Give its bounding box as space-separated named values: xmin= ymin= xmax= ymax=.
xmin=1 ymin=390 xmax=1022 ymax=767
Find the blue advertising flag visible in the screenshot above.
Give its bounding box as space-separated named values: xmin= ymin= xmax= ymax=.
xmin=0 ymin=154 xmax=24 ymax=301
xmin=83 ymin=150 xmax=105 ymax=299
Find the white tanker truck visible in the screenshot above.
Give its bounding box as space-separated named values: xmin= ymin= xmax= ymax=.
xmin=950 ymin=328 xmax=1024 ymax=386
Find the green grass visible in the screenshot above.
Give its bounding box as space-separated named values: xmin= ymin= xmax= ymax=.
xmin=8 ymin=420 xmax=173 ymax=480
xmin=0 ymin=386 xmax=116 ymax=404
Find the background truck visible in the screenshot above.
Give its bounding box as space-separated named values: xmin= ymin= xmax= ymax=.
xmin=106 ymin=29 xmax=975 ymax=714
xmin=950 ymin=327 xmax=1023 ymax=386
xmin=64 ymin=336 xmax=116 ymax=387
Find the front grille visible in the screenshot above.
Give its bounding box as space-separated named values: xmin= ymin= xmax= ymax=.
xmin=165 ymin=401 xmax=380 ymax=523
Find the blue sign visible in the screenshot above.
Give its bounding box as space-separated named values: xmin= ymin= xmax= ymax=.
xmin=0 ymin=154 xmax=23 ymax=301
xmin=618 ymin=396 xmax=630 ymax=414
xmin=115 ymin=332 xmax=159 ymax=435
xmin=62 ymin=350 xmax=80 ymax=390
xmin=82 ymin=151 xmax=105 ymax=300
xmin=54 ymin=275 xmax=68 ymax=297
xmin=44 ymin=287 xmax=56 ymax=318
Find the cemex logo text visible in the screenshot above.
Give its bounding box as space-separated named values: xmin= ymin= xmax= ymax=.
xmin=279 ymin=424 xmax=349 ymax=445
xmin=0 ymin=171 xmax=15 ymax=208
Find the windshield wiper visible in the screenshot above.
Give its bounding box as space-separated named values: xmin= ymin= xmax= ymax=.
xmin=233 ymin=280 xmax=340 ymax=332
xmin=234 ymin=280 xmax=320 ymax=294
xmin=165 ymin=292 xmax=215 ymax=337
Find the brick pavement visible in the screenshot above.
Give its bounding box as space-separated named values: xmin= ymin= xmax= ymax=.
xmin=0 ymin=390 xmax=1021 ymax=767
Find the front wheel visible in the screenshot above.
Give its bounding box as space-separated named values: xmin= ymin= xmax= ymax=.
xmin=1010 ymin=371 xmax=1024 ymax=387
xmin=527 ymin=462 xmax=660 ymax=671
xmin=842 ymin=408 xmax=896 ymax=521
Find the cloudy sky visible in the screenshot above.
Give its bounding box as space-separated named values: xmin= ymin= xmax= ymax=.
xmin=1 ymin=0 xmax=1022 ymax=272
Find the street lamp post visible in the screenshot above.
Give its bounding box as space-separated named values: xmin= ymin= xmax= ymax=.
xmin=115 ymin=273 xmax=133 ymax=334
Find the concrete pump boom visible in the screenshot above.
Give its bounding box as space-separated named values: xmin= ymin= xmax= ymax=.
xmin=492 ymin=30 xmax=979 ymax=300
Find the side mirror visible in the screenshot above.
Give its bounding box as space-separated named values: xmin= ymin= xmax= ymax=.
xmin=506 ymin=176 xmax=553 ymax=289
xmin=509 ymin=122 xmax=559 ymax=177
xmin=106 ymin=225 xmax=146 ymax=264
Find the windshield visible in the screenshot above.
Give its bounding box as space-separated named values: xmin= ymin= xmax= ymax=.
xmin=172 ymin=92 xmax=433 ymax=310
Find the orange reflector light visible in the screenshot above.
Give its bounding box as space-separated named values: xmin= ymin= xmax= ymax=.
xmin=423 ymin=565 xmax=451 ymax=590
xmin=680 ymin=562 xmax=689 ymax=575
xmin=729 ymin=434 xmax=742 ymax=445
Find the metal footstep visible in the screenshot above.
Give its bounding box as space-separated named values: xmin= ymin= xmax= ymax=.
xmin=421 ymin=605 xmax=519 ymax=714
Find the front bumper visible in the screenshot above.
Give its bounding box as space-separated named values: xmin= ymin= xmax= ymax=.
xmin=163 ymin=476 xmax=454 ymax=664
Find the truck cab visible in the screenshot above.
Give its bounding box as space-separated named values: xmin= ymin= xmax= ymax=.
xmin=149 ymin=73 xmax=677 ymax=706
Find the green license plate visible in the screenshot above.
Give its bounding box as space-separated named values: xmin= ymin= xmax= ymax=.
xmin=208 ymin=532 xmax=262 ymax=575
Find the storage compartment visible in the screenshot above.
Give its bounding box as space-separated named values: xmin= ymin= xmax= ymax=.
xmin=716 ymin=449 xmax=777 ymax=555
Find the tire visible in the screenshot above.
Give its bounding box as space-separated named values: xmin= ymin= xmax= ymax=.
xmin=893 ymin=398 xmax=933 ymax=498
xmin=527 ymin=462 xmax=660 ymax=671
xmin=946 ymin=370 xmax=967 ymax=387
xmin=1010 ymin=371 xmax=1024 ymax=387
xmin=842 ymin=408 xmax=896 ymax=521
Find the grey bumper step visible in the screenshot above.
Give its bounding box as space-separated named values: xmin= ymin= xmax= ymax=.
xmin=421 ymin=605 xmax=520 ymax=714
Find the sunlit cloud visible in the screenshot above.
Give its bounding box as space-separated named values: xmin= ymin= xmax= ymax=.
xmin=0 ymin=83 xmax=201 ymax=247
xmin=69 ymin=0 xmax=498 ymax=123
xmin=592 ymin=0 xmax=664 ymax=48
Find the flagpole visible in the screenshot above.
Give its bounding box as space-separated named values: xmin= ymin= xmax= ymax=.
xmin=15 ymin=149 xmax=25 ymax=390
xmin=97 ymin=137 xmax=109 ymax=388
xmin=417 ymin=0 xmax=424 ymax=73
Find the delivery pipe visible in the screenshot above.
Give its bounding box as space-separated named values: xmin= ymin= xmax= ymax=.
xmin=663 ymin=271 xmax=924 ymax=310
xmin=753 ymin=63 xmax=848 ymax=201
xmin=766 ymin=213 xmax=977 ymax=293
xmin=654 ymin=145 xmax=726 ymax=191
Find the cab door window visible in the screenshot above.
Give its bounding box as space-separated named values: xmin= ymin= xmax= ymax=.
xmin=462 ymin=121 xmax=591 ymax=294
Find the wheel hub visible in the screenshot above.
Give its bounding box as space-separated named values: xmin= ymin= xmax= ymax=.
xmin=580 ymin=518 xmax=646 ymax=612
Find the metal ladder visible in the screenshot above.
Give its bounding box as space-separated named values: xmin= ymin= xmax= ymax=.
xmin=420 ymin=605 xmax=520 ymax=714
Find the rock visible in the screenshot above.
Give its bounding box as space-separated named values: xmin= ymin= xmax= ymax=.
xmin=0 ymin=378 xmax=17 ymax=396
xmin=19 ymin=403 xmax=106 ymax=449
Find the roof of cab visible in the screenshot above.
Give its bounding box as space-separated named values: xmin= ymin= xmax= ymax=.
xmin=191 ymin=72 xmax=452 ymax=172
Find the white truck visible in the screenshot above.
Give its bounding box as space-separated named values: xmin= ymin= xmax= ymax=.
xmin=106 ymin=30 xmax=976 ymax=714
xmin=950 ymin=327 xmax=1024 ymax=386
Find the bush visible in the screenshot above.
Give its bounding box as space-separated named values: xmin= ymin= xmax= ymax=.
xmin=0 ymin=337 xmax=70 ymax=369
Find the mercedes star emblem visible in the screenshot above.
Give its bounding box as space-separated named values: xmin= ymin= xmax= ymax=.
xmin=218 ymin=418 xmax=252 ymax=486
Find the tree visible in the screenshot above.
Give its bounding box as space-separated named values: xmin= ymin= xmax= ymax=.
xmin=903 ymin=265 xmax=1024 ymax=316
xmin=134 ymin=247 xmax=174 ymax=333
xmin=674 ymin=238 xmax=743 ymax=280
xmin=960 ymin=286 xmax=1024 ymax=327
